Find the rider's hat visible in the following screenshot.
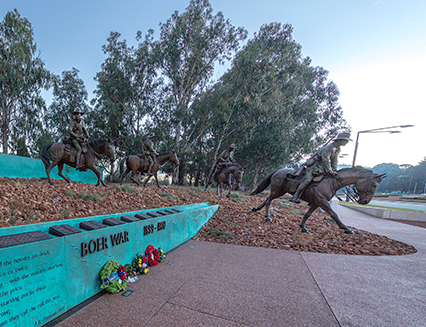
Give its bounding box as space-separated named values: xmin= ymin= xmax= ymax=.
xmin=334 ymin=132 xmax=352 ymax=141
xmin=229 ymin=143 xmax=236 ymax=148
xmin=73 ymin=108 xmax=85 ymax=115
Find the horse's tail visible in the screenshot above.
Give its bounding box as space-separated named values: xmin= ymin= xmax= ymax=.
xmin=250 ymin=170 xmax=277 ymax=195
xmin=40 ymin=143 xmax=54 ymax=170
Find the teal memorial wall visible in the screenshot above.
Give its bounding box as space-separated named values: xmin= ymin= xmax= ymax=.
xmin=0 ymin=153 xmax=100 ymax=184
xmin=0 ymin=202 xmax=218 ymax=326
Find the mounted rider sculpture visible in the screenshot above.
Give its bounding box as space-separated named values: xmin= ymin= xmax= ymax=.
xmin=119 ymin=135 xmax=180 ymax=187
xmin=68 ymin=108 xmax=90 ymax=171
xmin=205 ymin=144 xmax=244 ymax=198
xmin=139 ymin=134 xmax=158 ymax=176
xmin=251 ymin=132 xmax=386 ymax=234
xmin=289 ymin=132 xmax=351 ymax=203
xmin=40 ymin=108 xmax=115 ymax=187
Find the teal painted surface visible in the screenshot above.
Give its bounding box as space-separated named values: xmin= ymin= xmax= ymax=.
xmin=0 ymin=153 xmax=100 ymax=184
xmin=0 ymin=202 xmax=218 ymax=326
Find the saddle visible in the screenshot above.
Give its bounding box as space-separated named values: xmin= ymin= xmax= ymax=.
xmin=64 ymin=142 xmax=88 ymax=164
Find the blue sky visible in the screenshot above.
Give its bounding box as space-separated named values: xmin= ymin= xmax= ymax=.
xmin=2 ymin=0 xmax=425 ymax=167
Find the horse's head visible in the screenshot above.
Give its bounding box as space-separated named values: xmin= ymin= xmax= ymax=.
xmin=105 ymin=138 xmax=116 ymax=163
xmin=354 ymin=172 xmax=386 ymax=204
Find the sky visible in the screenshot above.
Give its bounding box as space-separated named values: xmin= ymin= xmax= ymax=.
xmin=2 ymin=0 xmax=425 ymax=168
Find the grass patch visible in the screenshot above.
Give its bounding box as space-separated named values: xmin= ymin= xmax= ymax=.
xmin=12 ymin=181 xmax=25 ymax=188
xmin=160 ymin=193 xmax=177 ymax=199
xmin=339 ymin=201 xmax=426 ymax=213
xmin=275 ymin=200 xmax=291 ymax=207
xmin=400 ymin=196 xmax=426 ymax=201
xmin=113 ymin=184 xmax=140 ymax=194
xmin=232 ymin=197 xmax=248 ymax=203
xmin=188 ymin=192 xmax=199 ymax=198
xmin=78 ymin=192 xmax=102 ymax=202
xmin=226 ymin=221 xmax=240 ymax=226
xmin=290 ymin=208 xmax=306 ymax=216
xmin=210 ymin=228 xmax=233 ymax=239
xmin=62 ymin=209 xmax=70 ymax=219
xmin=65 ymin=190 xmax=76 ymax=197
xmin=179 ymin=197 xmax=189 ymax=202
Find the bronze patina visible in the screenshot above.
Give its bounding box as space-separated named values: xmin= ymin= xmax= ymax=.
xmin=251 ymin=166 xmax=386 ymax=234
xmin=139 ymin=135 xmax=158 ymax=176
xmin=213 ymin=163 xmax=244 ymax=199
xmin=206 ymin=143 xmax=237 ymax=189
xmin=40 ymin=138 xmax=115 ymax=187
xmin=119 ymin=151 xmax=179 ymax=187
xmin=68 ymin=108 xmax=90 ymax=170
xmin=289 ymin=132 xmax=352 ymax=203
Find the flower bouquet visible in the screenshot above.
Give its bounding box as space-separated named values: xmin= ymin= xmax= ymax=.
xmin=100 ymin=259 xmax=128 ymax=294
xmin=125 ymin=264 xmax=139 ymax=283
xmin=158 ymin=248 xmax=166 ymax=262
xmin=132 ymin=253 xmax=149 ymax=275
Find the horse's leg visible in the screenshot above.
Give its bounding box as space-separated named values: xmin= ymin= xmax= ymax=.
xmin=319 ymin=200 xmax=353 ymax=234
xmin=130 ymin=170 xmax=141 ymax=186
xmin=299 ymin=204 xmax=318 ymax=233
xmin=154 ymin=173 xmax=160 ymax=188
xmin=226 ymin=181 xmax=232 ymax=198
xmin=45 ymin=160 xmax=61 ymax=185
xmin=120 ymin=168 xmax=131 ymax=185
xmin=143 ymin=174 xmax=152 ymax=187
xmin=88 ymin=164 xmax=107 ymax=187
xmin=57 ymin=162 xmax=72 ymax=183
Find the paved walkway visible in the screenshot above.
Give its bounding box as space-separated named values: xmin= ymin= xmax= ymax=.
xmin=52 ymin=200 xmax=426 ymax=327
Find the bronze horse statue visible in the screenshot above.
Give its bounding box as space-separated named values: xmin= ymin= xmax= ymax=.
xmin=119 ymin=152 xmax=179 ymax=187
xmin=251 ymin=166 xmax=386 ymax=234
xmin=40 ymin=138 xmax=116 ymax=187
xmin=211 ymin=163 xmax=244 ymax=199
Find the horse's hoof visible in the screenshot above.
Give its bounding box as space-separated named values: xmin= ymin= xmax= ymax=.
xmin=252 ymin=208 xmax=257 ymax=212
xmin=345 ymin=229 xmax=354 ymax=234
xmin=265 ymin=217 xmax=272 ymax=223
xmin=301 ymin=227 xmax=309 ymax=233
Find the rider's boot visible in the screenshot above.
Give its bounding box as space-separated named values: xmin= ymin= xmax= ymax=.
xmin=289 ymin=180 xmax=310 ymax=203
xmin=76 ymin=152 xmax=83 ymax=170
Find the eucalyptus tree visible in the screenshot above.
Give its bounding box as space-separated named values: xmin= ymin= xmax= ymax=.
xmin=0 ymin=9 xmax=51 ymax=154
xmin=197 ymin=23 xmax=348 ymax=188
xmin=45 ymin=68 xmax=90 ymax=141
xmin=92 ymin=30 xmax=159 ymax=157
xmin=155 ymin=0 xmax=247 ymax=182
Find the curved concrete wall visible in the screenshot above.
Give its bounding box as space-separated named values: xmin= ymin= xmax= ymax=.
xmin=0 ymin=153 xmax=100 ymax=184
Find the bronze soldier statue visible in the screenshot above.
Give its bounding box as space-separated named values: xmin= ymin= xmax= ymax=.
xmin=207 ymin=143 xmax=237 ymax=185
xmin=289 ymin=132 xmax=352 ymax=203
xmin=68 ymin=108 xmax=90 ymax=170
xmin=140 ymin=134 xmax=158 ymax=175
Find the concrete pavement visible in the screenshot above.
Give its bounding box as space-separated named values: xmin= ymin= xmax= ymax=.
xmin=50 ymin=199 xmax=426 ymax=327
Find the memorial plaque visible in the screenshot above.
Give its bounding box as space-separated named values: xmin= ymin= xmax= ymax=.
xmin=156 ymin=210 xmax=170 ymax=216
xmin=49 ymin=224 xmax=82 ymax=236
xmin=102 ymin=217 xmax=126 ymax=226
xmin=121 ymin=215 xmax=140 ymax=223
xmin=135 ymin=213 xmax=151 ymax=220
xmin=146 ymin=211 xmax=162 ymax=218
xmin=0 ymin=230 xmax=52 ymax=248
xmin=79 ymin=220 xmax=107 ymax=230
xmin=164 ymin=209 xmax=177 ymax=214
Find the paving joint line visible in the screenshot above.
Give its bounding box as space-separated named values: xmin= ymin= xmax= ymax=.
xmin=299 ymin=252 xmax=342 ymax=327
xmin=143 ymin=241 xmax=221 ymax=327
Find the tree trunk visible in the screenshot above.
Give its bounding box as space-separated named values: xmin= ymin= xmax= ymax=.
xmin=1 ymin=124 xmax=8 ymax=154
xmin=251 ymin=163 xmax=261 ymax=192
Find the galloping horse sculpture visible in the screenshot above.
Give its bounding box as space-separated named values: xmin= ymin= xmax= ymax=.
xmin=40 ymin=138 xmax=116 ymax=187
xmin=212 ymin=163 xmax=244 ymax=199
xmin=119 ymin=152 xmax=179 ymax=187
xmin=251 ymin=166 xmax=386 ymax=234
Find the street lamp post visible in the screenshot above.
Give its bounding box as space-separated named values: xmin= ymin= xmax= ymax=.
xmin=351 ymin=125 xmax=414 ymax=167
xmin=345 ymin=124 xmax=414 ymax=202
